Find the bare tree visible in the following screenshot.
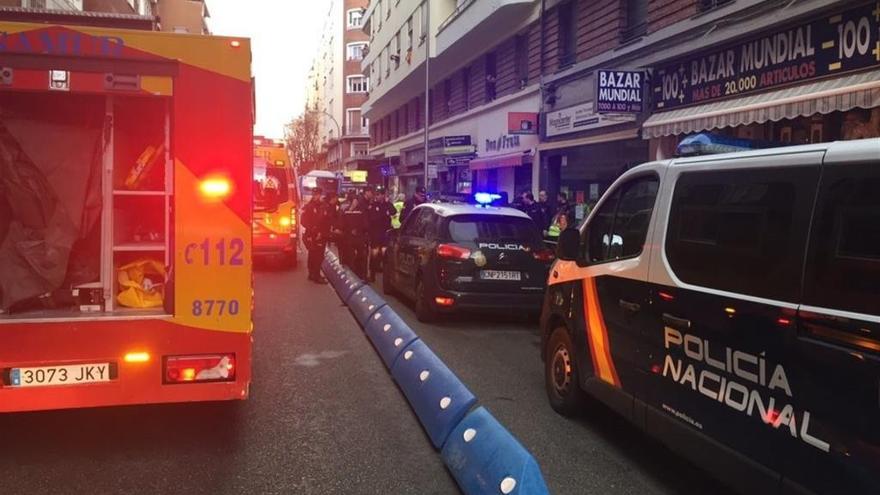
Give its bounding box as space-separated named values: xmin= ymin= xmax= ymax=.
xmin=285 ymin=110 xmax=322 ymax=172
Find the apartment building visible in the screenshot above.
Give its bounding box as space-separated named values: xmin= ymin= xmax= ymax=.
xmin=0 ymin=0 xmax=154 ymax=28
xmin=364 ymin=0 xmax=879 ymax=211
xmin=305 ymin=0 xmax=372 ymax=172
xmin=361 ymin=0 xmax=543 ymax=196
xmin=0 ymin=0 xmax=208 ymax=34
xmin=153 ymin=0 xmax=209 ymax=34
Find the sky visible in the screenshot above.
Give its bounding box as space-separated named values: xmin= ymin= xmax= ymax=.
xmin=207 ymin=0 xmax=328 ymax=139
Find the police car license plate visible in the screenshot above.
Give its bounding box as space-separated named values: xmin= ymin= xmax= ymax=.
xmin=480 ymin=270 xmax=521 ymax=281
xmin=9 ymin=363 xmax=111 ymax=388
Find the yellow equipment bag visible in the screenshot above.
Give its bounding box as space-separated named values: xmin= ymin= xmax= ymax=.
xmin=117 ymin=259 xmax=165 ymax=308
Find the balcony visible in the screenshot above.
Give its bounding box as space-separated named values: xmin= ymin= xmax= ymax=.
xmin=435 ymin=0 xmax=537 ymax=58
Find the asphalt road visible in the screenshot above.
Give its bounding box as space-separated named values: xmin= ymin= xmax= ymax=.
xmin=377 ymin=282 xmax=738 ymax=495
xmin=0 ymin=261 xmax=458 ymax=495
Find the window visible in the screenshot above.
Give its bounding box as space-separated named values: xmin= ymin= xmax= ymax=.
xmin=557 ymin=1 xmax=576 ymax=67
xmin=448 ymin=216 xmax=541 ymax=244
xmin=403 ymin=208 xmax=432 ymax=238
xmin=414 ymin=97 xmax=421 ymax=129
xmin=485 ymin=52 xmax=497 ymax=102
xmin=346 ymin=42 xmax=368 ymax=61
xmin=583 ymin=175 xmax=658 ymax=264
xmin=385 ymin=44 xmax=391 ymax=77
xmin=407 ymin=16 xmax=414 ymax=50
xmin=666 ymin=167 xmax=820 ymax=302
xmin=419 ymin=5 xmax=427 ymax=44
xmin=623 ymin=0 xmax=648 ymax=40
xmin=346 ymin=109 xmax=363 ymax=134
xmin=346 ymin=75 xmax=369 ymax=93
xmin=443 ymin=78 xmax=452 ymax=114
xmin=393 ymin=32 xmax=401 ymax=69
xmin=698 ymin=0 xmax=733 ymax=12
xmin=346 ymin=8 xmax=364 ymax=29
xmin=804 ymin=165 xmax=880 ymax=315
xmin=462 ymin=68 xmax=470 ymax=110
xmin=352 ymin=142 xmax=369 ymax=157
xmin=515 ymin=34 xmax=529 ymax=88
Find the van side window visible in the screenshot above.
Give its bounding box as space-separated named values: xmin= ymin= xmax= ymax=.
xmin=583 ymin=175 xmax=659 ymax=264
xmin=665 ymin=167 xmax=819 ymax=302
xmin=804 ymin=164 xmax=880 ymax=315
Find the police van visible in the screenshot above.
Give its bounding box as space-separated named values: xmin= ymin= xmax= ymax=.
xmin=384 ymin=194 xmax=554 ymax=322
xmin=542 ymin=138 xmax=879 ymax=495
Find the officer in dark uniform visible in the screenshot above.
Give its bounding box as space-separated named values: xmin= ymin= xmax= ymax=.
xmin=301 ymin=187 xmax=331 ymax=284
xmin=400 ymin=185 xmax=427 ymax=224
xmin=341 ymin=187 xmax=370 ymax=279
xmin=366 ymin=186 xmax=397 ymax=282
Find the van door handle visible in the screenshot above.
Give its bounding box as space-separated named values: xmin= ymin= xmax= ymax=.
xmin=663 ymin=313 xmax=691 ymax=330
xmin=619 ymin=299 xmax=641 ymax=313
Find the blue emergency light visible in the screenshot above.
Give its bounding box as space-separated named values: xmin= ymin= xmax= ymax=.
xmin=473 ymin=192 xmax=502 ymax=205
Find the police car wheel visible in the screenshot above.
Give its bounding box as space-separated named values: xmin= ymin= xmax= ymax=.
xmin=415 ymin=280 xmax=436 ymax=323
xmin=545 ymin=326 xmax=586 ymax=416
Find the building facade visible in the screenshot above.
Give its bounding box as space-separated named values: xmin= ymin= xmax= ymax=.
xmin=153 ymin=0 xmax=209 ymax=34
xmin=0 ymin=0 xmax=209 ymax=33
xmin=363 ymin=0 xmax=879 ymax=214
xmin=306 ymin=0 xmax=372 ymax=173
xmin=361 ymin=0 xmax=544 ymax=197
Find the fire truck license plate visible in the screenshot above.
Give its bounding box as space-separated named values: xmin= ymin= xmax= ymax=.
xmin=10 ymin=363 xmax=111 ymax=387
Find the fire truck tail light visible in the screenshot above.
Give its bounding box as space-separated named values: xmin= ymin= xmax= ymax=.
xmin=199 ymin=177 xmax=232 ymax=200
xmin=164 ymin=354 xmax=236 ymax=384
xmin=124 ymin=351 xmax=150 ymax=363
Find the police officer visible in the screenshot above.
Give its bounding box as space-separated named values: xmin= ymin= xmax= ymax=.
xmin=400 ymin=186 xmax=427 ymax=224
xmin=341 ymin=187 xmax=369 ymax=279
xmin=301 ymin=187 xmax=330 ymax=284
xmin=519 ymin=192 xmax=546 ymax=230
xmin=366 ymin=186 xmax=397 ymax=282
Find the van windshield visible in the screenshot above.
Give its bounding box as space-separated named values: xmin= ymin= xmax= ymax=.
xmin=254 ymin=167 xmax=289 ymax=211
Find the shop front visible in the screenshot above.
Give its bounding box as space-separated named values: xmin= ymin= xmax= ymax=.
xmin=643 ymin=2 xmax=880 ymax=156
xmin=469 ymin=110 xmax=540 ymax=198
xmin=539 ymin=95 xmax=647 ymax=223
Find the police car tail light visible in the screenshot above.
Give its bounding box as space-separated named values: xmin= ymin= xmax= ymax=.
xmin=164 ymin=354 xmax=236 ymax=384
xmin=436 ymin=243 xmax=471 ymax=260
xmin=532 ymin=248 xmax=555 ymax=262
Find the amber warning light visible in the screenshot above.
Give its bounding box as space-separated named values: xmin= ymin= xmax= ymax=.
xmin=199 ymin=177 xmax=232 ymax=200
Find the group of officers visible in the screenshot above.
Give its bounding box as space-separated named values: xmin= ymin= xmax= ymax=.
xmin=301 ymin=184 xmax=575 ymax=284
xmin=300 ymin=185 xmax=427 ymax=284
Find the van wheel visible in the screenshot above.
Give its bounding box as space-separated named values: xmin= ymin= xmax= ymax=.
xmin=414 ymin=279 xmax=436 ymax=323
xmin=545 ymin=326 xmax=586 ymax=416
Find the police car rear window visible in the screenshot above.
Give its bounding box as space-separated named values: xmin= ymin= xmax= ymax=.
xmin=447 ymin=215 xmax=541 ymax=244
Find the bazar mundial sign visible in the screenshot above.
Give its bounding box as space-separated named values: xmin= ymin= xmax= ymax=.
xmin=652 ymin=2 xmax=880 ymax=110
xmin=595 ymin=69 xmax=645 ymax=113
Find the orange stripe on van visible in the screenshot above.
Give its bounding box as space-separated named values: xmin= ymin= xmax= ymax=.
xmin=582 ymin=278 xmax=621 ymax=387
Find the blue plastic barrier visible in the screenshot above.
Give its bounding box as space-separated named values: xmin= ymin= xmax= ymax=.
xmin=391 ymin=339 xmax=477 ymax=449
xmin=363 ymin=306 xmax=419 ymax=369
xmin=441 ymin=407 xmax=549 ymax=495
xmin=321 ymin=257 xmax=337 ymax=277
xmin=346 ymin=284 xmax=386 ymax=325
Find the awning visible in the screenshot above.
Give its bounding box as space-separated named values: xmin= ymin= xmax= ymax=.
xmin=469 ymin=151 xmax=532 ymax=171
xmin=537 ymin=128 xmax=639 ymax=151
xmin=643 ymin=69 xmax=880 ymax=139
